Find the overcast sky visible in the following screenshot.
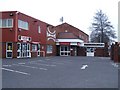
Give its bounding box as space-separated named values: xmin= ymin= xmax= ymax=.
xmin=0 ymin=0 xmax=119 ymax=40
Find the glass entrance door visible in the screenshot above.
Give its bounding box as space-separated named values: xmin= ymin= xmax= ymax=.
xmin=60 ymin=46 xmax=70 ymax=56
xmin=17 ymin=43 xmax=31 ymax=58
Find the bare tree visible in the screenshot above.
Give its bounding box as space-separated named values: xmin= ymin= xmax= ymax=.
xmin=90 ymin=10 xmax=117 ymax=43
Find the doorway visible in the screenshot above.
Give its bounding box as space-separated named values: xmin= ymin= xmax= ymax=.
xmin=86 ymin=48 xmax=95 ymax=56
xmin=60 ymin=46 xmax=70 ymax=56
xmin=17 ymin=43 xmax=31 ymax=58
xmin=71 ymin=47 xmax=77 ymax=56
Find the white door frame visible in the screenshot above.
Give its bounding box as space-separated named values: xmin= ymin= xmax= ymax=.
xmin=17 ymin=43 xmax=31 ymax=58
xmin=86 ymin=48 xmax=95 ymax=56
xmin=17 ymin=43 xmax=21 ymax=58
xmin=27 ymin=43 xmax=31 ymax=57
xmin=6 ymin=42 xmax=13 ymax=58
xmin=37 ymin=44 xmax=40 ymax=56
xmin=60 ymin=46 xmax=70 ymax=56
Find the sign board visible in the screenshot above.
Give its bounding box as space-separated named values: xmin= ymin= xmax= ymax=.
xmin=60 ymin=42 xmax=70 ymax=45
xmin=70 ymin=42 xmax=77 ymax=45
xmin=18 ymin=35 xmax=31 ymax=42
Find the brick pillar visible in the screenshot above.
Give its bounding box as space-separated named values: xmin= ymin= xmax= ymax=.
xmin=104 ymin=43 xmax=109 ymax=57
xmin=110 ymin=44 xmax=114 ymax=60
xmin=113 ymin=42 xmax=119 ymax=62
xmin=118 ymin=46 xmax=120 ymax=63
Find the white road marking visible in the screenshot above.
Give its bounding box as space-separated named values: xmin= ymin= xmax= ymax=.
xmin=111 ymin=63 xmax=118 ymax=68
xmin=45 ymin=59 xmax=50 ymax=60
xmin=81 ymin=65 xmax=88 ymax=70
xmin=12 ymin=64 xmax=48 ymax=71
xmin=30 ymin=62 xmax=56 ymax=67
xmin=18 ymin=63 xmax=25 ymax=65
xmin=51 ymin=62 xmax=64 ymax=65
xmin=1 ymin=68 xmax=30 ymax=75
xmin=29 ymin=60 xmax=44 ymax=63
xmin=3 ymin=65 xmax=12 ymax=67
xmin=29 ymin=60 xmax=64 ymax=65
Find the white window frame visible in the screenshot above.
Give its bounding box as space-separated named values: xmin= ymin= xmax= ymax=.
xmin=47 ymin=45 xmax=53 ymax=53
xmin=38 ymin=26 xmax=41 ymax=33
xmin=32 ymin=44 xmax=37 ymax=52
xmin=0 ymin=19 xmax=13 ymax=28
xmin=18 ymin=20 xmax=29 ymax=30
xmin=17 ymin=43 xmax=21 ymax=58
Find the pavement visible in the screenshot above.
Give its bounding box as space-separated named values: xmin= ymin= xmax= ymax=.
xmin=1 ymin=56 xmax=119 ymax=88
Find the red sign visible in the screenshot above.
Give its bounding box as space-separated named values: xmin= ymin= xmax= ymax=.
xmin=60 ymin=42 xmax=70 ymax=45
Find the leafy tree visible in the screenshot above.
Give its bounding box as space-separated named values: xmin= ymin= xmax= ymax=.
xmin=90 ymin=10 xmax=117 ymax=43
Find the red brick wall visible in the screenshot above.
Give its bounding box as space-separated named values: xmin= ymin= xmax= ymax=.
xmin=1 ymin=11 xmax=48 ymax=58
xmin=46 ymin=25 xmax=56 ymax=56
xmin=94 ymin=48 xmax=104 ymax=57
xmin=55 ymin=23 xmax=89 ymax=42
xmin=17 ymin=12 xmax=47 ymax=44
xmin=77 ymin=47 xmax=86 ymax=56
xmin=110 ymin=42 xmax=120 ymax=62
xmin=2 ymin=11 xmax=17 ymax=42
xmin=12 ymin=42 xmax=17 ymax=58
xmin=2 ymin=43 xmax=6 ymax=58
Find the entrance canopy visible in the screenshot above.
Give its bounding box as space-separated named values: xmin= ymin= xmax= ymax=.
xmin=56 ymin=39 xmax=84 ymax=46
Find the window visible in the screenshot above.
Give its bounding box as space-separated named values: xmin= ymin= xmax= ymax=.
xmin=7 ymin=43 xmax=12 ymax=50
xmin=0 ymin=19 xmax=13 ymax=28
xmin=47 ymin=45 xmax=53 ymax=53
xmin=18 ymin=20 xmax=29 ymax=30
xmin=8 ymin=19 xmax=13 ymax=27
xmin=32 ymin=44 xmax=37 ymax=51
xmin=6 ymin=43 xmax=13 ymax=58
xmin=38 ymin=26 xmax=41 ymax=33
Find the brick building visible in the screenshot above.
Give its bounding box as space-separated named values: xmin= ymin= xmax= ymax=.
xmin=0 ymin=11 xmax=108 ymax=58
xmin=46 ymin=23 xmax=88 ymax=56
xmin=1 ymin=11 xmax=47 ymax=58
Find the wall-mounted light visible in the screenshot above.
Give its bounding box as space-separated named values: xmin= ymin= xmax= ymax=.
xmin=10 ymin=28 xmax=13 ymax=31
xmin=9 ymin=13 xmax=13 ymax=16
xmin=47 ymin=24 xmax=50 ymax=27
xmin=52 ymin=26 xmax=54 ymax=28
xmin=34 ymin=20 xmax=37 ymax=22
xmin=42 ymin=46 xmax=44 ymax=49
xmin=18 ymin=28 xmax=21 ymax=32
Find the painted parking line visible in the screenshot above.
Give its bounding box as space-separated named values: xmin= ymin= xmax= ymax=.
xmin=3 ymin=65 xmax=12 ymax=67
xmin=1 ymin=67 xmax=30 ymax=75
xmin=12 ymin=64 xmax=48 ymax=71
xmin=18 ymin=63 xmax=26 ymax=65
xmin=45 ymin=58 xmax=51 ymax=60
xmin=29 ymin=59 xmax=64 ymax=65
xmin=29 ymin=60 xmax=44 ymax=63
xmin=51 ymin=62 xmax=64 ymax=65
xmin=111 ymin=62 xmax=118 ymax=68
xmin=30 ymin=62 xmax=56 ymax=67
